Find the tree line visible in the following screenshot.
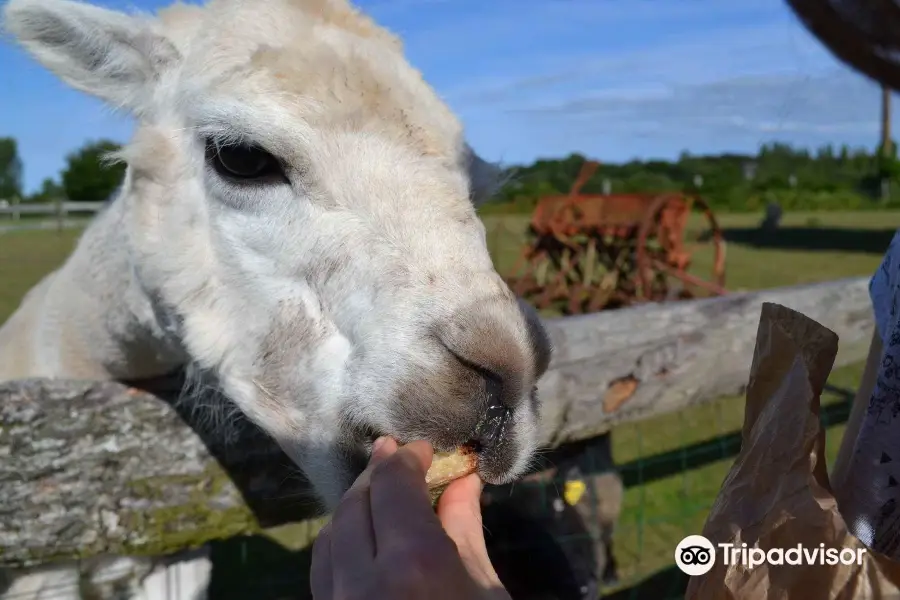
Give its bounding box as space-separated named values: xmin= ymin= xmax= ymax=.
xmin=1 ymin=136 xmax=898 ymax=213
xmin=485 ymin=141 xmax=900 ymax=214
xmin=0 ymin=137 xmax=125 ymax=205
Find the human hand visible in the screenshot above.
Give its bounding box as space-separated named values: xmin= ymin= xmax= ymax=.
xmin=310 ymin=436 xmax=511 ymax=600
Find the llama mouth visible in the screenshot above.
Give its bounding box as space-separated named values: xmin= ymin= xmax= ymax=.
xmin=353 ymin=411 xmax=509 ymax=469
xmin=355 ymin=399 xmax=511 ymax=451
xmin=361 ymin=426 xmax=388 ymax=453
xmin=345 ymin=396 xmax=518 ymax=489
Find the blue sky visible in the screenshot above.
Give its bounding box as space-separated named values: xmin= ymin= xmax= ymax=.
xmin=1 ymin=0 xmax=895 ymax=193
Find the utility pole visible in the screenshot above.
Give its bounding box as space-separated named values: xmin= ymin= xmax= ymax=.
xmin=881 ymin=83 xmax=893 ymax=202
xmin=882 ymin=84 xmax=891 ymax=151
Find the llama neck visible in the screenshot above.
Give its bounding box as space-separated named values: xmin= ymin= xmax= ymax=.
xmin=0 ymin=189 xmax=188 ymax=381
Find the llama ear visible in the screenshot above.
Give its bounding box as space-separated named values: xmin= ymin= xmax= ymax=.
xmin=463 ymin=143 xmax=506 ymax=207
xmin=3 ymin=0 xmax=179 ymax=112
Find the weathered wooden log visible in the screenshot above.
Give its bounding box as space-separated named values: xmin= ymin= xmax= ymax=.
xmin=536 ymin=275 xmax=873 ymax=445
xmin=0 ymin=276 xmax=874 ymax=567
xmin=0 ymin=376 xmax=328 ymax=568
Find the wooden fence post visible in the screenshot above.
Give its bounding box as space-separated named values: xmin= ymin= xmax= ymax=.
xmin=54 ymin=197 xmax=64 ymax=233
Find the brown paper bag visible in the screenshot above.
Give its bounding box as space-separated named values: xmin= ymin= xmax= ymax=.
xmin=684 ymin=303 xmax=900 ymax=599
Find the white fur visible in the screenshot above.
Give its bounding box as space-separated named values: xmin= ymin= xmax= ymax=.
xmin=0 ymin=0 xmax=551 ymax=515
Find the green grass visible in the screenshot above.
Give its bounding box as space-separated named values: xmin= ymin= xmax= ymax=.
xmin=1 ymin=210 xmax=897 ymax=597
xmin=0 ymin=228 xmax=81 ymax=323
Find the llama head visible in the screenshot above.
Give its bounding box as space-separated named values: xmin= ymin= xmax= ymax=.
xmin=4 ymin=0 xmax=552 ymax=509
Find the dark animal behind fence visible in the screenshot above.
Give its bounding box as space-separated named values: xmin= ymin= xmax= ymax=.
xmin=481 ymin=433 xmax=623 ymax=599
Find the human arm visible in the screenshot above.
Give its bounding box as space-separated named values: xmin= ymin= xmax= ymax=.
xmin=831 ymin=327 xmax=883 ymax=493
xmin=832 ymin=229 xmax=900 ymax=493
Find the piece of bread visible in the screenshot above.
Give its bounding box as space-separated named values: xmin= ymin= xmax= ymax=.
xmin=425 ymin=445 xmax=478 ymax=505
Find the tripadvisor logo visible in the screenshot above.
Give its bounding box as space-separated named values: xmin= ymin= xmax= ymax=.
xmin=675 ymin=535 xmax=867 ymax=576
xmin=675 ymin=535 xmax=716 ymax=576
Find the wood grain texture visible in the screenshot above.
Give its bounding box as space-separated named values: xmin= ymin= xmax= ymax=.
xmin=0 ymin=277 xmax=874 ymax=567
xmin=0 ymin=377 xmax=323 ymax=568
xmin=536 ymin=276 xmax=873 ymax=445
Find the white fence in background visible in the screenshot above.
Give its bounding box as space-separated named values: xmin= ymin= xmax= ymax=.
xmin=0 ymin=200 xmax=103 ymax=233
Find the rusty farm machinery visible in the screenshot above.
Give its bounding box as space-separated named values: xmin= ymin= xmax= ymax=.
xmin=505 ymin=160 xmax=728 ymax=315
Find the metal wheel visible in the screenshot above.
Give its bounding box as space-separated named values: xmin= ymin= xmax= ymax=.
xmin=635 ymin=193 xmax=727 ymax=302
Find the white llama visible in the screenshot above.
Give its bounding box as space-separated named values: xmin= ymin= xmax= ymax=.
xmin=0 ymin=0 xmax=552 ymax=597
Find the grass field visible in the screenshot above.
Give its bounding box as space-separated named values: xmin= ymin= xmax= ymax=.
xmin=0 ymin=227 xmax=81 ymax=323
xmin=1 ymin=209 xmax=898 ymax=597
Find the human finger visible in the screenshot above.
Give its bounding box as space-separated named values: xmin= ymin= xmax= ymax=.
xmin=369 ymin=440 xmax=447 ymax=551
xmin=309 ymin=522 xmax=334 ymax=599
xmin=437 ymin=473 xmax=503 ymax=588
xmin=329 ymin=437 xmax=398 ymax=586
xmin=351 ymin=436 xmax=399 ymax=492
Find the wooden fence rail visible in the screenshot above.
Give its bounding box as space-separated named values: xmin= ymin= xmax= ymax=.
xmin=0 ymin=201 xmax=106 ymax=216
xmin=0 ymin=275 xmax=874 ymax=568
xmin=0 ymin=200 xmax=103 ymax=233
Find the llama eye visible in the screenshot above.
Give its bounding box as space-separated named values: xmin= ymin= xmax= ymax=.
xmin=206 ymin=141 xmax=286 ymax=182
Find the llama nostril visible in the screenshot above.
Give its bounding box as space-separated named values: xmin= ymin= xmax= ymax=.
xmin=484 ymin=370 xmax=503 ymax=405
xmin=436 ymin=333 xmax=517 ymax=450
xmin=468 ymin=369 xmax=509 ymax=451
xmin=471 ymin=397 xmax=512 ymax=452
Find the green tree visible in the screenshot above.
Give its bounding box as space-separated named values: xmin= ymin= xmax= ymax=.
xmin=475 ymin=139 xmax=895 ymax=215
xmin=0 ymin=137 xmax=23 ymax=201
xmin=26 ymin=177 xmax=64 ymax=203
xmin=876 ymin=138 xmax=900 ymax=178
xmin=61 ymin=139 xmax=126 ymax=202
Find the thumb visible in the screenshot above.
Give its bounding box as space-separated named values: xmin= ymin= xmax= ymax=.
xmin=436 ymin=474 xmax=503 ymax=589
xmin=345 ymin=436 xmax=398 ymax=493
